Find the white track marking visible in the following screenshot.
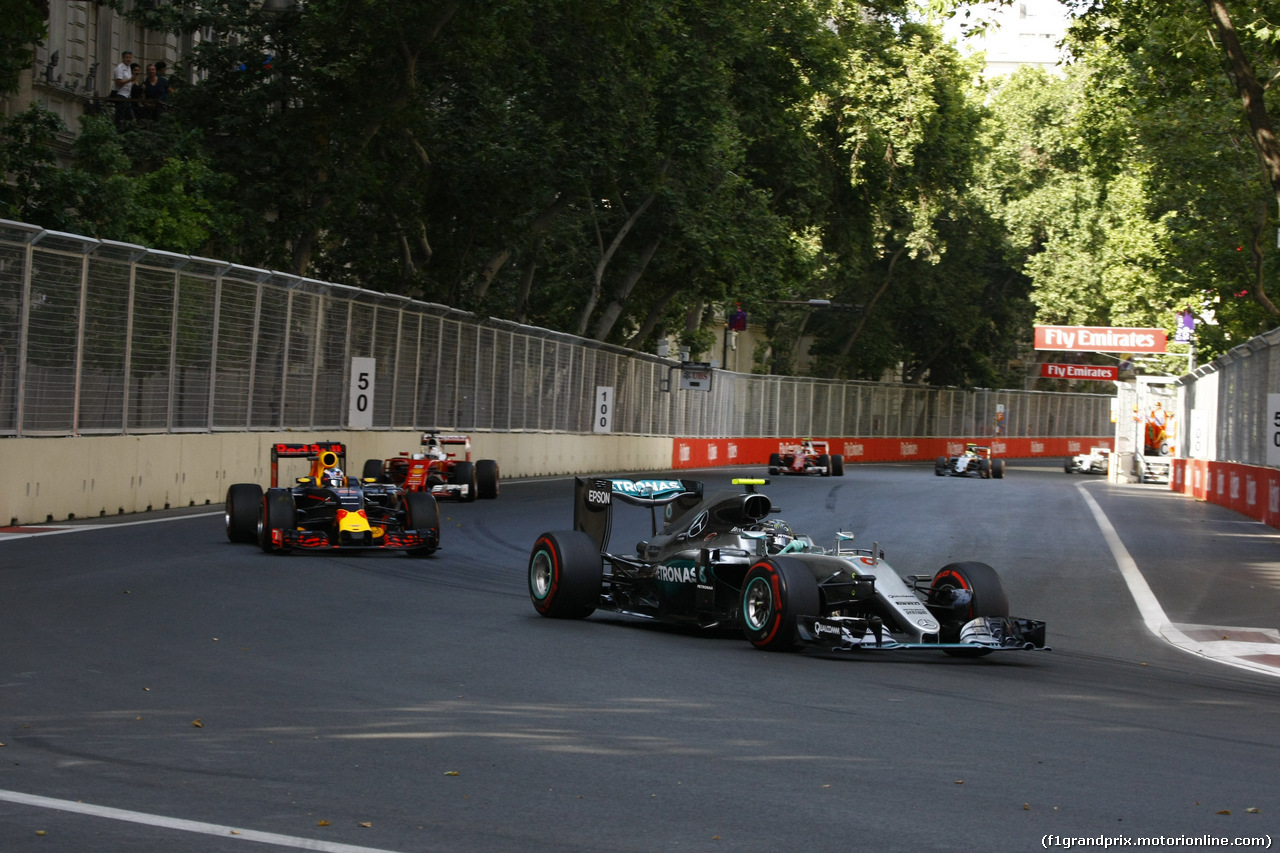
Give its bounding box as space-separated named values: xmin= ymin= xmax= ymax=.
xmin=0 ymin=511 xmax=224 ymax=540
xmin=1077 ymin=484 xmax=1280 ymax=679
xmin=0 ymin=788 xmax=407 ymax=852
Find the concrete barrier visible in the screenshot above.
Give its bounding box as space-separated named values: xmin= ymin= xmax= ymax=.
xmin=2 ymin=431 xmax=1114 ymax=527
xmin=0 ymin=431 xmax=673 ymax=526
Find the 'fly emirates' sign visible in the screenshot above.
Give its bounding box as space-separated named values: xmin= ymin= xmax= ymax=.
xmin=1034 ymin=325 xmax=1167 ymax=353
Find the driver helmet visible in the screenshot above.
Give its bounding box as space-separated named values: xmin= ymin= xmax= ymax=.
xmin=322 ymin=466 xmax=345 ymax=487
xmin=759 ymin=519 xmax=796 ymax=555
xmin=424 ymin=437 xmax=448 ymax=460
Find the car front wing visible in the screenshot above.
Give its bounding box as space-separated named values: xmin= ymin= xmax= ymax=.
xmin=796 ymin=615 xmax=1048 ymax=652
xmin=275 ymin=527 xmax=439 ymax=551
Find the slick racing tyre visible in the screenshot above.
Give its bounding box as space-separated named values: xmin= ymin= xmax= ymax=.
xmin=831 ymin=454 xmax=845 ymax=477
xmin=978 ymin=458 xmax=991 ymax=479
xmin=475 ymin=459 xmax=500 ymax=499
xmin=529 ymin=531 xmax=603 ymax=619
xmin=259 ymin=490 xmax=296 ymax=554
xmin=768 ymin=453 xmax=783 ymax=476
xmin=992 ymin=459 xmax=1005 ymax=479
xmin=225 ymin=483 xmax=263 ymax=543
xmin=362 ymin=458 xmax=385 ymax=482
xmin=740 ymin=556 xmax=820 ymax=652
xmin=930 ymin=562 xmax=1010 ymax=658
xmin=816 ymin=454 xmax=831 ymax=476
xmin=451 ymin=461 xmax=477 ymax=502
xmin=935 ymin=456 xmax=947 ymax=476
xmin=1064 ymin=458 xmax=1074 ymax=474
xmin=403 ymin=491 xmax=440 ymax=557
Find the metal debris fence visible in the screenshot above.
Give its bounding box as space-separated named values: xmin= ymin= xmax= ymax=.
xmin=0 ymin=219 xmax=1113 ymax=440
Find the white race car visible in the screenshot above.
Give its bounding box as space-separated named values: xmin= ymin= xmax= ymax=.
xmin=1065 ymin=446 xmax=1111 ymax=475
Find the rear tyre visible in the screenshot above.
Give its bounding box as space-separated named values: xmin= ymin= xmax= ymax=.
xmin=930 ymin=561 xmax=1010 ymax=657
xmin=992 ymin=459 xmax=1005 ymax=479
xmin=529 ymin=531 xmax=603 ymax=619
xmin=768 ymin=453 xmax=783 ymax=476
xmin=362 ymin=458 xmax=385 ymax=482
xmin=403 ymin=491 xmax=440 ymax=557
xmin=816 ymin=454 xmax=831 ymax=477
xmin=740 ymin=556 xmax=820 ymax=652
xmin=259 ymin=490 xmax=296 ymax=554
xmin=225 ymin=483 xmax=263 ymax=543
xmin=451 ymin=461 xmax=477 ymax=502
xmin=475 ymin=459 xmax=500 ymax=499
xmin=831 ymin=454 xmax=845 ymax=476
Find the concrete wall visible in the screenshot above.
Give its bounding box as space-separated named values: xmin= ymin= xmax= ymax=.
xmin=1 ymin=432 xmax=673 ymax=526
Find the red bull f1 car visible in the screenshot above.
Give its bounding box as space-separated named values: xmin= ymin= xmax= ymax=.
xmin=225 ymin=442 xmax=440 ymax=556
xmin=528 ymin=476 xmax=1046 ymax=656
xmin=935 ymin=443 xmax=1005 ymax=478
xmin=362 ymin=433 xmax=499 ymax=502
xmin=767 ymin=440 xmax=845 ymax=477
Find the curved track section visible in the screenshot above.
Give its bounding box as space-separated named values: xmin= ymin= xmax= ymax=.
xmin=2 ymin=463 xmax=1279 ymax=851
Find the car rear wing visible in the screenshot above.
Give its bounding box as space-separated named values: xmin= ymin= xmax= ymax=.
xmin=420 ymin=433 xmax=471 ymax=446
xmin=270 ymin=441 xmax=346 ymax=487
xmin=573 ymin=477 xmax=703 ymax=553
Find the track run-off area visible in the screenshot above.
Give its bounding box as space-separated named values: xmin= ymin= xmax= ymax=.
xmin=3 ymin=460 xmax=1279 ymax=851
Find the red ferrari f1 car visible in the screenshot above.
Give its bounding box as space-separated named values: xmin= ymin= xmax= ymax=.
xmin=362 ymin=433 xmax=499 ymax=502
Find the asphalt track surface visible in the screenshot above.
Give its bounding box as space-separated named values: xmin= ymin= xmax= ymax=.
xmin=2 ymin=460 xmax=1279 ymax=852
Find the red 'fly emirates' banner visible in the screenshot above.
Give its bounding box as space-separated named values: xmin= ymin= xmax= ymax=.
xmin=1039 ymin=363 xmax=1119 ymax=381
xmin=1034 ymin=325 xmax=1167 ymax=353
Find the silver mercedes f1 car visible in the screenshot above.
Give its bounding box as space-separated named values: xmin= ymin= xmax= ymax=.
xmin=528 ymin=476 xmax=1046 ymax=656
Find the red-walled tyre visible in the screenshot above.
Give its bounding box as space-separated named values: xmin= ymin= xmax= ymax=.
xmin=529 ymin=531 xmax=602 ymax=619
xmin=930 ymin=562 xmax=1010 ymax=657
xmin=740 ymin=557 xmax=820 ymax=651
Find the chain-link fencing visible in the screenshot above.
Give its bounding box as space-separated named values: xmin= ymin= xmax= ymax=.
xmin=1177 ymin=327 xmax=1280 ymax=465
xmin=0 ymin=219 xmax=1113 ymax=440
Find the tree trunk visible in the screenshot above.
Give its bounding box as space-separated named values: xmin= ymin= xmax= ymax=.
xmin=837 ymin=243 xmax=907 ymax=362
xmin=1204 ymin=0 xmax=1280 ymax=314
xmin=626 ymin=283 xmax=683 ymax=349
xmin=591 ymin=233 xmax=662 ymax=341
xmin=473 ymin=192 xmax=570 ymax=300
xmin=575 ymin=193 xmax=656 ymax=336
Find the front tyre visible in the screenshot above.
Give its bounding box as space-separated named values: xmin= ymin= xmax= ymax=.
xmin=930 ymin=561 xmax=1010 ymax=657
xmin=451 ymin=461 xmax=477 ymax=502
xmin=362 ymin=458 xmax=385 ymax=482
xmin=741 ymin=557 xmax=820 ymax=652
xmin=475 ymin=459 xmax=500 ymax=499
xmin=816 ymin=454 xmax=831 ymax=476
xmin=992 ymin=459 xmax=1005 ymax=479
xmin=768 ymin=453 xmax=783 ymax=476
xmin=935 ymin=456 xmax=947 ymax=476
xmin=403 ymin=491 xmax=440 ymax=557
xmin=259 ymin=490 xmax=296 ymax=554
xmin=830 ymin=454 xmax=845 ymax=476
xmin=225 ymin=483 xmax=263 ymax=543
xmin=529 ymin=531 xmax=603 ymax=619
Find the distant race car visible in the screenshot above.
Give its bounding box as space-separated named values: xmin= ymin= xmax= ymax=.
xmin=225 ymin=442 xmax=440 ymax=556
xmin=935 ymin=443 xmax=1005 ymax=479
xmin=767 ymin=440 xmax=845 ymax=477
xmin=1065 ymin=446 xmax=1111 ymax=475
xmin=528 ymin=476 xmax=1046 ymax=656
xmin=362 ymin=433 xmax=499 ymax=502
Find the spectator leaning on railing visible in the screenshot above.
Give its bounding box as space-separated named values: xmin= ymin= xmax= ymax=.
xmin=108 ymin=49 xmax=134 ymax=123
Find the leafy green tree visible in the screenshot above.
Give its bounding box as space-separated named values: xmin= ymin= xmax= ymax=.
xmin=0 ymin=0 xmax=46 ymax=95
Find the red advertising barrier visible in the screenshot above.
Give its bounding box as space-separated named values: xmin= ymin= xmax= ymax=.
xmin=1172 ymin=458 xmax=1280 ymax=529
xmin=671 ymin=436 xmax=1112 ymax=469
